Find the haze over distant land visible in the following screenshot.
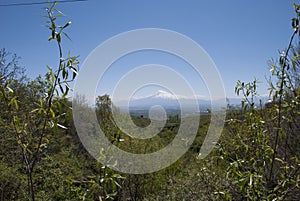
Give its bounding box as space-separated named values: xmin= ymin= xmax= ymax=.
xmin=113 ymin=90 xmax=269 ymax=118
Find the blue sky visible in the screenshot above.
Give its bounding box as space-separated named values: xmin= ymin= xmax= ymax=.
xmin=0 ymin=0 xmax=296 ymax=99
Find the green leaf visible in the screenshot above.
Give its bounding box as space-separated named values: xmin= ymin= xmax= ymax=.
xmin=64 ymin=85 xmax=69 ymax=96
xmin=53 ymin=7 xmax=64 ymax=16
xmin=57 ymin=102 xmax=62 ymax=114
xmin=64 ymin=82 xmax=70 ymax=90
xmin=62 ymin=31 xmax=72 ymax=41
xmin=249 ymin=174 xmax=253 ymax=186
xmin=70 ymin=66 xmax=78 ymax=75
xmin=46 ymin=65 xmax=52 ymax=72
xmin=48 ymin=35 xmax=54 ymax=41
xmin=51 ymin=29 xmax=55 ymax=39
xmin=69 ymin=66 xmax=78 ymax=80
xmin=57 ymin=123 xmax=67 ymax=129
xmin=53 ymin=122 xmax=58 ymax=136
xmin=56 ymin=33 xmax=61 ymax=43
xmin=30 ymin=108 xmax=39 ymax=113
xmin=62 ymin=68 xmax=66 ymax=79
xmin=13 ymin=116 xmax=20 ymax=127
xmin=59 ymin=83 xmax=64 ymax=94
xmin=6 ymin=86 xmax=13 ymax=93
xmin=9 ymin=98 xmax=18 ymax=110
xmin=50 ymin=108 xmax=55 ymax=118
xmin=62 ymin=21 xmax=71 ymax=29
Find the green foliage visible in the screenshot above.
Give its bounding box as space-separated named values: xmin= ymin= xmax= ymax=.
xmin=0 ymin=1 xmax=79 ymax=200
xmin=1 ymin=2 xmax=300 ymax=201
xmin=209 ymin=3 xmax=300 ymax=200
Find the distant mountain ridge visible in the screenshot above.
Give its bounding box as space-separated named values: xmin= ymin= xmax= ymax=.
xmin=136 ymin=90 xmax=187 ymax=100
xmin=114 ymin=90 xmax=270 ymax=115
xmin=116 ymin=90 xmax=206 ymax=108
xmin=116 ymin=90 xmax=217 ymax=117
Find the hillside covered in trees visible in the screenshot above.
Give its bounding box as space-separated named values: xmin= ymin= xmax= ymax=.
xmin=1 ymin=1 xmax=300 ymax=201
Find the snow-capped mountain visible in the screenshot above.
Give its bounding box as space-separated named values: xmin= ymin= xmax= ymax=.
xmin=115 ymin=90 xmax=212 ymax=114
xmin=114 ymin=90 xmax=270 ymax=117
xmin=141 ymin=90 xmax=187 ymax=100
xmin=129 ymin=90 xmax=187 ymax=108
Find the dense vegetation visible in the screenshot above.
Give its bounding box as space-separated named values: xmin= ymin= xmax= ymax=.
xmin=1 ymin=2 xmax=300 ymax=200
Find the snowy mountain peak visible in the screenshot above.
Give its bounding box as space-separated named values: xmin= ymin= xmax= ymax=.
xmin=149 ymin=90 xmax=182 ymax=100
